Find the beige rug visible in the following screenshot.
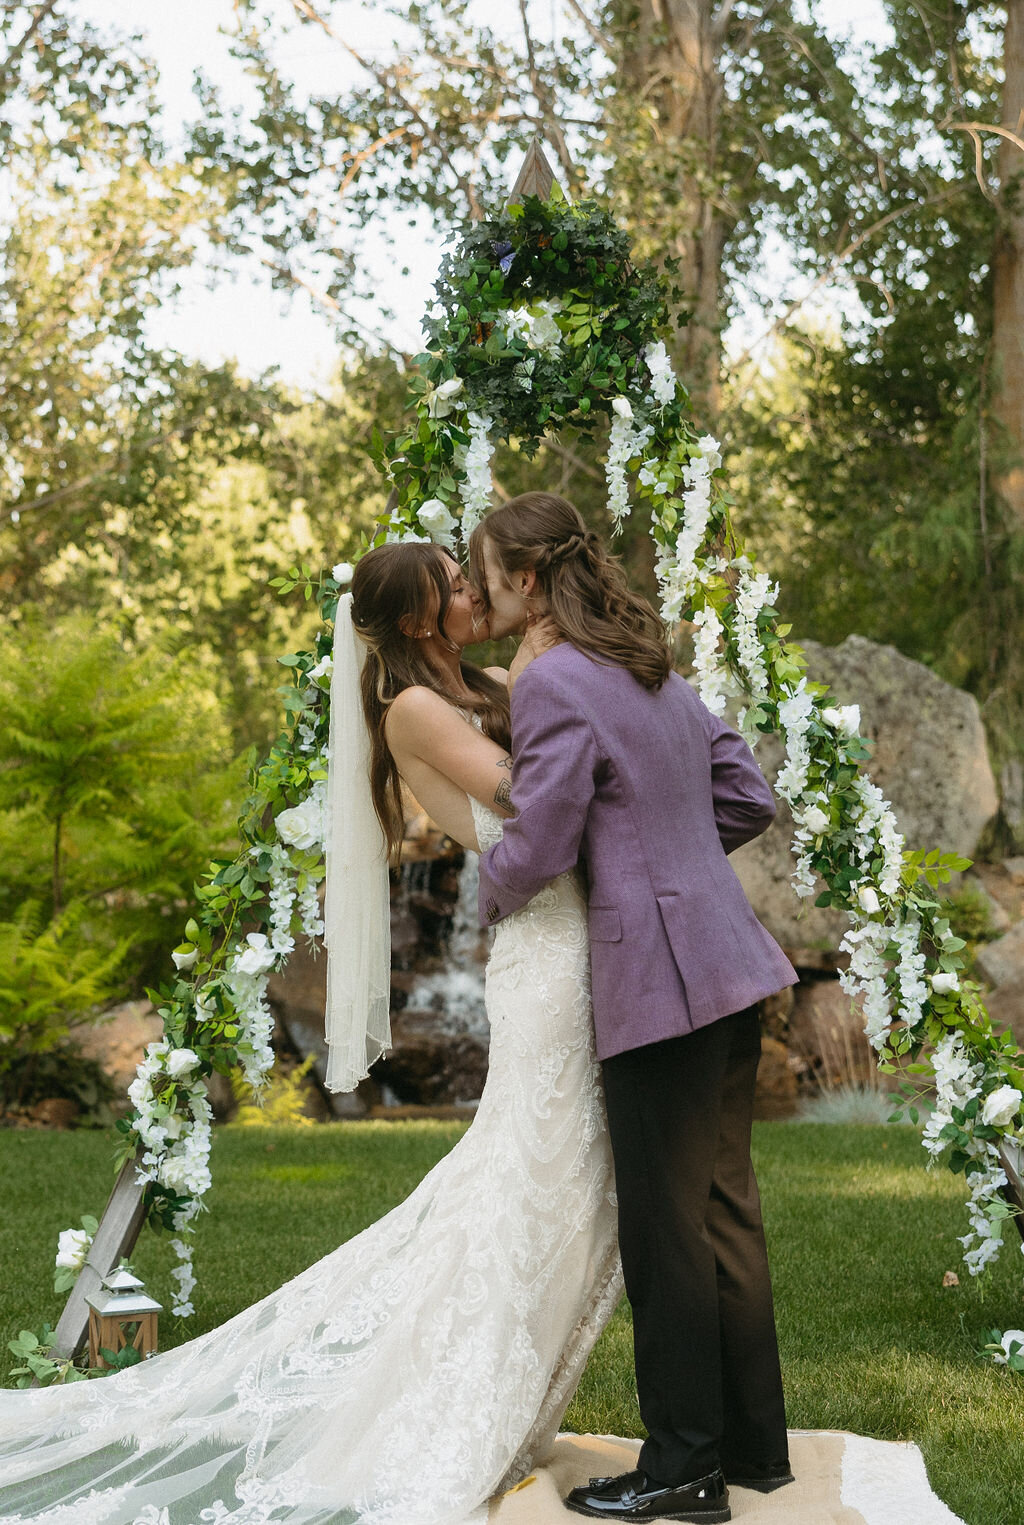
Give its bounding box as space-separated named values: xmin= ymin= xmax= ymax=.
xmin=486 ymin=1432 xmax=965 ymax=1524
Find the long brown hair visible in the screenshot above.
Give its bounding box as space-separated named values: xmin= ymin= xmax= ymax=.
xmin=349 ymin=541 xmax=511 ymax=856
xmin=469 ymin=493 xmax=671 ymax=691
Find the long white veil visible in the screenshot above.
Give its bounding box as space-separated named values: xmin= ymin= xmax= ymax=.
xmin=323 ymin=592 xmax=391 ymax=1092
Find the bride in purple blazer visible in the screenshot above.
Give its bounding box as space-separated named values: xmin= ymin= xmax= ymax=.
xmin=471 ymin=493 xmax=797 ymax=1524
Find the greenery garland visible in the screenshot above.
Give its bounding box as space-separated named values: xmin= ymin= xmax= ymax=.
xmin=20 ymin=194 xmax=1024 ymax=1384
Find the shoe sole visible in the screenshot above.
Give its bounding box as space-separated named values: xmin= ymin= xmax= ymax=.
xmin=726 ymin=1474 xmax=795 ymax=1493
xmin=564 ymin=1504 xmax=731 ymax=1523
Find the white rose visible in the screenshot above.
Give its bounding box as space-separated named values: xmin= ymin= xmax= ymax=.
xmin=822 ymin=704 xmax=861 ymax=739
xmin=275 ymin=796 xmax=323 ymax=852
xmin=981 ymin=1085 xmax=1023 ymax=1129
xmin=416 ymin=497 xmax=458 ymax=549
xmin=127 ymin=1073 xmax=151 ymax=1109
xmin=165 ymin=1048 xmax=199 ymax=1080
xmin=231 ymin=932 xmax=276 ymax=976
xmin=930 ymin=971 xmax=960 ymax=995
xmin=857 ymin=885 xmax=881 ymax=915
xmin=425 ymin=376 xmax=464 ymax=418
xmin=55 ymin=1227 xmax=92 ymax=1272
xmin=307 ymin=654 xmax=332 ymax=688
xmin=993 ymin=1329 xmax=1024 ymax=1365
xmin=332 ymin=562 xmax=354 ymax=585
xmin=803 ymin=805 xmax=830 ymax=835
xmin=171 ymin=945 xmax=198 ymax=972
xmin=611 ymin=396 xmax=634 ymax=420
xmin=159 ymin=1156 xmax=190 ymax=1193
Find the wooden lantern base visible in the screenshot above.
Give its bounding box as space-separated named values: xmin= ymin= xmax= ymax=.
xmin=88 ymin=1308 xmax=159 ymax=1368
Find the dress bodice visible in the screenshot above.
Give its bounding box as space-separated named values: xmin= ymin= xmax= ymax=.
xmin=469 ymin=793 xmax=506 ymax=854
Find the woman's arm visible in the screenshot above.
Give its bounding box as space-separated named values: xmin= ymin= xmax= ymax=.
xmin=384 ymin=686 xmax=514 ymax=853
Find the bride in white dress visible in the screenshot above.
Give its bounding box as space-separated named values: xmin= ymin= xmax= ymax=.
xmin=0 ymin=541 xmax=622 ymax=1525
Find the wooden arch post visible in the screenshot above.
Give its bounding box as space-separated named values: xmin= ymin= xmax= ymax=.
xmin=50 ymin=1153 xmax=147 ymax=1362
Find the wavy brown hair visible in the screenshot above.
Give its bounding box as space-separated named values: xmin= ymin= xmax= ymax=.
xmin=349 ymin=541 xmax=511 ymax=857
xmin=469 ymin=493 xmax=671 ymax=691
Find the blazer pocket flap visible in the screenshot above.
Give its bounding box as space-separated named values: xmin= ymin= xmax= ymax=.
xmin=589 ymin=906 xmax=622 ymax=942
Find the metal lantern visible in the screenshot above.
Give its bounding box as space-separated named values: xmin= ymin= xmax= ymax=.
xmin=86 ymin=1266 xmax=163 ymax=1368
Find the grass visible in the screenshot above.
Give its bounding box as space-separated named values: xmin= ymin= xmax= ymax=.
xmin=3 ymin=1121 xmax=1024 ymax=1525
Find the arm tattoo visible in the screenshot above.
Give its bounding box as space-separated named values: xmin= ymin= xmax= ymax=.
xmin=494 ymin=777 xmax=513 ymax=811
xmin=497 ymin=755 xmax=513 ymax=771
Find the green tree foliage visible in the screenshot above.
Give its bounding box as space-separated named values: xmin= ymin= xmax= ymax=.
xmin=0 ymin=614 xmax=248 ymax=1013
xmin=726 ymin=3 xmax=1024 ymax=773
xmin=0 ymin=4 xmax=404 ymax=743
xmin=195 ymin=0 xmax=871 ymax=414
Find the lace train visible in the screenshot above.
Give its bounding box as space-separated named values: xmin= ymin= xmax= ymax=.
xmin=0 ymin=799 xmax=622 ymax=1524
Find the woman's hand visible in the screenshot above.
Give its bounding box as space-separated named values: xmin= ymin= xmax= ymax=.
xmin=508 ymin=616 xmax=561 ymax=691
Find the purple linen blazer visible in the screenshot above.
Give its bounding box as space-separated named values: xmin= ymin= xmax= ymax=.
xmin=477 ymin=644 xmax=797 ymax=1061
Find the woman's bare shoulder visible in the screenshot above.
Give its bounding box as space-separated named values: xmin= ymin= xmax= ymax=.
xmin=385 ymin=686 xmax=470 ymax=742
xmin=387 ymin=684 xmax=454 ymax=721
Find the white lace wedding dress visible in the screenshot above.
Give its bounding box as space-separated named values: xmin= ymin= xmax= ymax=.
xmin=0 ymin=797 xmax=622 ymax=1525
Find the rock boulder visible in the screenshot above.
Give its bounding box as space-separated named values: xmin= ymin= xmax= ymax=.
xmin=975 ymin=921 xmax=1024 ymax=991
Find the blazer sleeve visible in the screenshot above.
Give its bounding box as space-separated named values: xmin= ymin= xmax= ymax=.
xmin=707 ymin=710 xmax=777 ymax=854
xmin=477 ymin=662 xmax=600 ymax=927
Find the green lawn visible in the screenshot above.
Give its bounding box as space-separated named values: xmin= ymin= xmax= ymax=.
xmin=3 ymin=1121 xmax=1024 ymax=1525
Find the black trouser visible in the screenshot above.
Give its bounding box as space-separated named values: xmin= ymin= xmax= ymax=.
xmin=601 ymin=1005 xmax=788 ymax=1485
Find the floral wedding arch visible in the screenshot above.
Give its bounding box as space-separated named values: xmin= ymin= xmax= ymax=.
xmin=40 ymin=187 xmax=1024 ymax=1373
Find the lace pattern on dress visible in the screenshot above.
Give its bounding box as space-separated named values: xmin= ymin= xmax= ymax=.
xmin=0 ymin=797 xmax=621 ymax=1525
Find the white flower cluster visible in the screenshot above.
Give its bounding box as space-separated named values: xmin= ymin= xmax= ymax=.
xmin=891 ymin=915 xmax=929 ymax=1029
xmin=787 ymin=823 xmax=824 ymax=902
xmin=455 ymin=412 xmax=494 ymax=539
xmin=651 ymin=435 xmax=723 ymax=622
xmin=225 ymin=934 xmax=276 ymax=1090
xmin=850 ymin=777 xmax=904 ymax=899
xmin=733 ymin=571 xmax=776 ymax=703
xmin=774 ymin=680 xmax=816 ymax=803
xmin=917 ymin=1033 xmax=1013 ymax=1274
xmin=275 ymin=773 xmax=326 ymax=940
xmin=298 ymin=875 xmax=325 ymax=939
xmin=838 ymin=921 xmax=893 ymax=1049
xmin=127 ymin=1041 xmax=214 ymax=1314
xmin=266 ymin=843 xmax=297 ymax=959
xmin=500 ymin=299 xmax=562 ymax=356
xmin=643 ymin=340 xmax=677 ymax=407
xmin=605 ymin=397 xmax=653 ymax=530
xmin=690 ymin=606 xmax=737 ymax=716
xmin=168 ymin=1232 xmax=197 ymax=1318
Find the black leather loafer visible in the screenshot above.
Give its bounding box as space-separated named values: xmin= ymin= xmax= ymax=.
xmin=564 ymin=1466 xmax=731 ymax=1521
xmin=723 ymin=1459 xmax=795 ymax=1493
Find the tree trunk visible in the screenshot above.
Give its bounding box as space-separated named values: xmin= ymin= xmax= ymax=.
xmin=617 ymin=0 xmax=727 ymax=424
xmin=991 ymin=0 xmax=1024 ymax=526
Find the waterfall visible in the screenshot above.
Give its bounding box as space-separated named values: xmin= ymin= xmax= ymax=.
xmin=403 ymin=854 xmax=490 ymax=1041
